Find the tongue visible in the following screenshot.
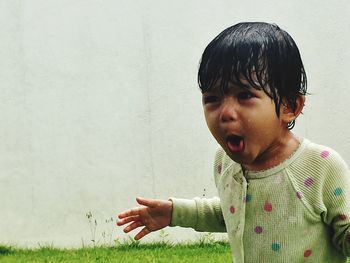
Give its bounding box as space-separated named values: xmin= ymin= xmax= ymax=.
xmin=228 ymin=139 xmax=244 ymax=153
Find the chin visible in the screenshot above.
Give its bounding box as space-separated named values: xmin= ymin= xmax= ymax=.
xmin=226 ymin=151 xmax=254 ymax=166
xmin=227 ymin=153 xmax=245 ymax=164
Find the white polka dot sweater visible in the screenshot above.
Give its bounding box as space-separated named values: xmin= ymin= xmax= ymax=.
xmin=170 ymin=139 xmax=350 ymax=262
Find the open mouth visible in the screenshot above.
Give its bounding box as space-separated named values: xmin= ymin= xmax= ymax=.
xmin=227 ymin=135 xmax=245 ymax=153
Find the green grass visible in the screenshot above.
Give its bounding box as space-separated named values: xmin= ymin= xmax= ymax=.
xmin=0 ymin=241 xmax=231 ymax=263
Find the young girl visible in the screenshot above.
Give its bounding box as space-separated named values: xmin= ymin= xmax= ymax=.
xmin=117 ymin=22 xmax=350 ymax=262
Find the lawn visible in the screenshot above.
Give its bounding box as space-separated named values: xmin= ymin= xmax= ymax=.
xmin=0 ymin=242 xmax=231 ymax=263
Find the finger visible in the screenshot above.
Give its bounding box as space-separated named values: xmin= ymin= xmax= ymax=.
xmin=136 ymin=197 xmax=157 ymax=208
xmin=116 ymin=215 xmax=140 ymax=226
xmin=118 ymin=207 xmax=141 ymax=219
xmin=123 ymin=221 xmax=143 ymax=233
xmin=134 ymin=227 xmax=150 ymax=240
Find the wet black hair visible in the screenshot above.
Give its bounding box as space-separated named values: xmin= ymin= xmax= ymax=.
xmin=198 ymin=22 xmax=307 ymax=129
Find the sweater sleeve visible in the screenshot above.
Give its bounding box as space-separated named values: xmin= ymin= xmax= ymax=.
xmin=168 ymin=147 xmax=227 ymax=233
xmin=169 ymin=196 xmax=226 ymax=232
xmin=319 ymin=150 xmax=350 ymax=256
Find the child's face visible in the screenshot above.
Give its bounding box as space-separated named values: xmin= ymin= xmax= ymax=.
xmin=202 ymin=79 xmax=289 ymax=170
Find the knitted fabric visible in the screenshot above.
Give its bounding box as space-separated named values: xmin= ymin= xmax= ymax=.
xmin=170 ymin=139 xmax=350 ymax=262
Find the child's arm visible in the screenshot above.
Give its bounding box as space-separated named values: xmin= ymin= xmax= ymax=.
xmin=117 ymin=196 xmax=226 ymax=240
xmin=320 ymin=154 xmax=350 ymax=255
xmin=117 ymin=197 xmax=172 ymax=240
xmin=302 ymin=148 xmax=350 ymax=255
xmin=170 ymin=196 xmax=226 ymax=232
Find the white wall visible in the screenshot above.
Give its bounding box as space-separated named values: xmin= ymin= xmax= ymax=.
xmin=0 ymin=0 xmax=349 ymax=247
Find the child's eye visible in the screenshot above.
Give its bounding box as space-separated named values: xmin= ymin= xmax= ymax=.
xmin=237 ymin=91 xmax=254 ymax=100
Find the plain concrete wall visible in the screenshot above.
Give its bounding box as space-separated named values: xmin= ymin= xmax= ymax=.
xmin=0 ymin=0 xmax=349 ymax=247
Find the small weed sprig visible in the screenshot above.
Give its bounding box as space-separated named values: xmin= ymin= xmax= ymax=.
xmin=86 ymin=211 xmax=97 ymax=247
xmin=158 ymin=229 xmax=171 ymax=245
xmin=85 ymin=211 xmax=116 ymax=247
xmin=101 ymin=217 xmax=114 ymax=246
xmin=198 ymin=232 xmax=215 ymax=247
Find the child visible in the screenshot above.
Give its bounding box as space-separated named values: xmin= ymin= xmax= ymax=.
xmin=117 ymin=22 xmax=350 ymax=262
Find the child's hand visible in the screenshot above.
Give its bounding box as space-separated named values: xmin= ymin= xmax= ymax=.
xmin=117 ymin=197 xmax=173 ymax=240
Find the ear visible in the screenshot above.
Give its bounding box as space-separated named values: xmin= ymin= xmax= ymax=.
xmin=280 ymin=95 xmax=305 ymax=125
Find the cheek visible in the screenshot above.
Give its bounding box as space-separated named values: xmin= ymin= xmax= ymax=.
xmin=204 ymin=114 xmax=221 ymax=139
xmin=245 ymin=118 xmax=253 ymax=127
xmin=242 ymin=113 xmax=258 ymax=130
xmin=244 ymin=116 xmax=272 ymax=136
xmin=203 ymin=113 xmax=211 ymax=128
xmin=204 ymin=110 xmax=216 ymax=126
xmin=207 ymin=122 xmax=219 ymax=137
xmin=249 ymin=118 xmax=281 ymax=142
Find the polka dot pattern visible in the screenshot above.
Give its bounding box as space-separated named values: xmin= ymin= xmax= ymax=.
xmin=254 ymin=226 xmax=263 ymax=234
xmin=304 ymin=249 xmax=312 ymax=257
xmin=304 ymin=178 xmax=314 ymax=187
xmin=334 ymin=187 xmax=343 ymax=196
xmin=339 ymin=214 xmax=347 ymax=221
xmin=320 ymin=150 xmax=330 ymax=158
xmin=264 ymin=202 xmax=273 ymax=212
xmin=216 ymin=144 xmax=348 ymax=260
xmin=217 ymin=165 xmax=222 ymax=174
xmin=271 ymin=243 xmax=281 ymax=251
xmin=296 ymin=192 xmax=302 ymax=199
xmin=244 ymin=194 xmax=252 ymax=203
xmin=275 ymin=174 xmax=284 ymax=184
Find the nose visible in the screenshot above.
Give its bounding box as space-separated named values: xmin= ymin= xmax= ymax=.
xmin=219 ymin=97 xmax=237 ymax=123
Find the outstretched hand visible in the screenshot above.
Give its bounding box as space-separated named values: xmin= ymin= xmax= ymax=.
xmin=117 ymin=197 xmax=173 ymax=240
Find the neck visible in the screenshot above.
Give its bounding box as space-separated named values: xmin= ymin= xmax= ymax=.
xmin=243 ymin=131 xmax=300 ymax=172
